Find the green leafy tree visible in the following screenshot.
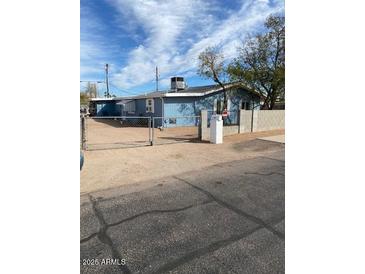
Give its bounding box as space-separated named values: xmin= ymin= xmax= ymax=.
xmin=197 ymin=46 xmax=228 ymax=112
xmin=228 ymin=14 xmax=285 ymax=109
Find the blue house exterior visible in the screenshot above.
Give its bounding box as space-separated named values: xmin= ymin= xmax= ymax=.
xmin=89 ymin=80 xmax=260 ymax=128
xmin=94 ymin=99 xmax=122 ymax=116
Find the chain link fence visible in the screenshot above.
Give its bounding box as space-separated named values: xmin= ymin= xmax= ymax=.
xmin=82 ymin=116 xmax=152 ymax=151
xmin=152 ymin=116 xmax=201 ymax=145
xmin=80 ymin=110 xmax=284 ymax=151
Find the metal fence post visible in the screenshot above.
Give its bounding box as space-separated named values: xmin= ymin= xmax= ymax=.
xmin=198 ymin=115 xmax=202 ymax=139
xmin=151 ymin=117 xmax=154 ymax=146
xmin=85 ymin=116 xmax=88 ymax=150
xmin=81 ymin=116 xmax=86 ymax=150
xmin=149 ymin=117 xmax=152 ymax=146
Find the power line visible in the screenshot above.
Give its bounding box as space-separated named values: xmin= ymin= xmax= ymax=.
xmin=80 ymin=65 xmax=139 ymax=97
xmin=80 ymin=80 xmax=104 ymax=83
xmin=108 ymin=83 xmax=138 ymax=96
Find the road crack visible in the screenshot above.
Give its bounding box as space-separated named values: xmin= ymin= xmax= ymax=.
xmin=87 ymin=194 xmax=132 ymax=274
xmin=81 ymin=199 xmax=213 ymax=244
xmin=152 ymin=217 xmax=284 ymax=274
xmin=80 ymin=232 xmax=98 ymax=244
xmin=108 ymin=199 xmax=213 ymax=228
xmin=173 ymin=176 xmax=284 ymax=240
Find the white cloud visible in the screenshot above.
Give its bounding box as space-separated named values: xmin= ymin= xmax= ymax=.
xmin=85 ymin=0 xmax=284 ymax=90
xmin=80 ymin=5 xmax=107 ymax=79
xmin=107 ymin=0 xmax=215 ymax=88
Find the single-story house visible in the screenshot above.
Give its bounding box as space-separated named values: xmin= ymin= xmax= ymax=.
xmin=89 ymin=77 xmax=260 ymax=127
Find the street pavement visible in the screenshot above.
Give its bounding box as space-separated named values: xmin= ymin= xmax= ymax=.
xmin=80 ymin=146 xmax=285 ymax=274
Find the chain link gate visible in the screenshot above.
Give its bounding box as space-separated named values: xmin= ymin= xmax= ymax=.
xmin=80 ymin=115 xmax=203 ymax=150
xmin=151 ymin=115 xmax=201 ymax=145
xmin=83 ymin=116 xmax=152 ymax=151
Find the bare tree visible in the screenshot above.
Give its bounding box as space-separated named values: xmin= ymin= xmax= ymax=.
xmin=86 ymin=82 xmax=97 ymax=98
xmin=197 ymin=46 xmax=228 ymax=112
xmin=80 ymin=92 xmax=90 ymax=106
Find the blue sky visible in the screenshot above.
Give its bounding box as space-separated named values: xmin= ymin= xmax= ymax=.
xmin=80 ymin=0 xmax=284 ymax=96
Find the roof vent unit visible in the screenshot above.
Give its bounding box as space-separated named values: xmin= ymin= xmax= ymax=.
xmin=171 ymin=77 xmax=185 ymax=92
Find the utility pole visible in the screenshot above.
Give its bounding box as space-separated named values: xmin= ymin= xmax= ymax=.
xmin=155 ymin=66 xmax=159 ymax=92
xmin=105 ymin=63 xmax=110 ymax=97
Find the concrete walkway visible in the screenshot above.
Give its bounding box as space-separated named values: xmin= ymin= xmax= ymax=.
xmin=258 ymin=135 xmax=285 ymax=144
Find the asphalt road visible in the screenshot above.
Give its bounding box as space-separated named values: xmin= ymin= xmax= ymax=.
xmin=80 ymin=147 xmax=285 ymax=274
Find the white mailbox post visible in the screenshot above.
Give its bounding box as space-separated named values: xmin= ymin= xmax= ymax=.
xmin=210 ymin=114 xmax=223 ymax=144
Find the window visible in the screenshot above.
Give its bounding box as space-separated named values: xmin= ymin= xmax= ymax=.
xmin=227 ymin=98 xmax=231 ymax=111
xmin=216 ymin=100 xmax=222 ymax=114
xmin=124 ymin=101 xmax=135 ymax=113
xmin=241 ymin=101 xmax=251 ymax=110
xmin=241 ymin=101 xmax=246 ymax=110
xmin=213 ymin=99 xmax=223 ymax=114
xmin=146 ymin=99 xmax=154 ymax=113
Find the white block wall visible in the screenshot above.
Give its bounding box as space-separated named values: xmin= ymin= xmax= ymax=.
xmin=200 ymin=109 xmax=285 ymax=140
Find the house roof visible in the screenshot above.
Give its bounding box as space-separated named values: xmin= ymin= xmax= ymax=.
xmin=115 ymin=99 xmax=134 ymax=105
xmin=163 ymin=83 xmax=258 ymax=97
xmin=90 ymin=97 xmax=117 ymax=101
xmin=131 ymin=91 xmax=166 ymax=99
xmin=91 ymin=82 xmax=260 ymax=102
xmin=129 ymin=85 xmax=229 ymax=98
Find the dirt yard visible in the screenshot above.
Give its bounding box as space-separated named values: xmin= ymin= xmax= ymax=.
xmin=85 ymin=118 xmax=150 ymax=149
xmin=85 ymin=118 xmax=199 ymax=149
xmin=81 ymin=128 xmax=284 ymax=194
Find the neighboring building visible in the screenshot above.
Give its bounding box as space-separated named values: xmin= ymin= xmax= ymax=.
xmin=89 ymin=77 xmax=261 ymax=127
